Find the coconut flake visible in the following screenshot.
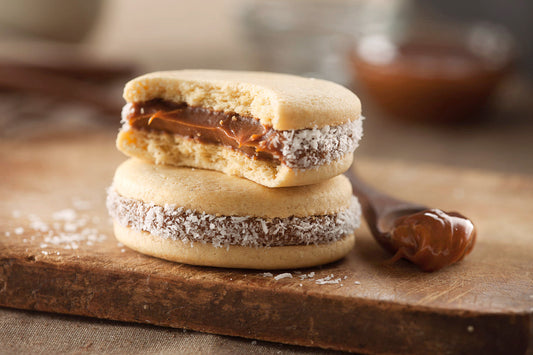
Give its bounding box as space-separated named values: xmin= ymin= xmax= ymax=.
xmin=274 ymin=273 xmax=293 ymax=280
xmin=315 ymin=274 xmax=342 ymax=285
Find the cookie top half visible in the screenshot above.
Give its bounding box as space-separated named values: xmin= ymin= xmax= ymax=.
xmin=112 ymin=158 xmax=353 ymax=218
xmin=123 ymin=70 xmax=361 ymax=130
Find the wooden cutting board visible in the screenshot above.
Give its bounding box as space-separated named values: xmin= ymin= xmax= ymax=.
xmin=1 ymin=132 xmax=532 ymax=354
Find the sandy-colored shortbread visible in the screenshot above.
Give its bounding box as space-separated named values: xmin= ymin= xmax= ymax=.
xmin=113 ymin=222 xmax=356 ymax=270
xmin=112 ymin=158 xmax=353 ymax=218
xmin=116 ymin=129 xmax=354 ymax=188
xmin=123 ymin=70 xmax=361 ymax=130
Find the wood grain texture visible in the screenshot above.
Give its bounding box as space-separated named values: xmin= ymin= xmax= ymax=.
xmin=1 ymin=132 xmax=532 ymax=354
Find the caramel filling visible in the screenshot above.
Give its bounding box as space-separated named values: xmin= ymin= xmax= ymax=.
xmin=126 ymin=99 xmax=284 ymax=163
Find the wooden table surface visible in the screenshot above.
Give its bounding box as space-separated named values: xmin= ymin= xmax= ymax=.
xmin=1 ymin=131 xmax=532 ymax=354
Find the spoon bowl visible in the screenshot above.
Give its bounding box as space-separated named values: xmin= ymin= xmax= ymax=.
xmin=377 ymin=206 xmax=427 ymax=236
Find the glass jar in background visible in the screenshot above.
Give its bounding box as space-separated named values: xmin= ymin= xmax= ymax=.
xmin=239 ymin=0 xmax=410 ymax=85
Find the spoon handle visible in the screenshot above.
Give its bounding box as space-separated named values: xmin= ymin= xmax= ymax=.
xmin=346 ymin=168 xmax=424 ymax=214
xmin=347 ymin=170 xmax=404 ymax=212
xmin=345 ymin=167 xmax=426 ymax=251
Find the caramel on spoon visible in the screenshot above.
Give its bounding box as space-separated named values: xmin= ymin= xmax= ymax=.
xmin=346 ymin=169 xmax=476 ymax=272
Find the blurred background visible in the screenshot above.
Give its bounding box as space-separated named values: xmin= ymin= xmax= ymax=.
xmin=0 ymin=0 xmax=532 ymax=173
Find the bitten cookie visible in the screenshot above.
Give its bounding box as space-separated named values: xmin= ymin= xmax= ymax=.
xmin=107 ymin=158 xmax=361 ymax=269
xmin=117 ymin=70 xmax=363 ymax=187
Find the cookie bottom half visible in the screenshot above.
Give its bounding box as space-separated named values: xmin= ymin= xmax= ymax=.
xmin=113 ymin=222 xmax=356 ymax=270
xmin=116 ymin=129 xmax=354 ymax=188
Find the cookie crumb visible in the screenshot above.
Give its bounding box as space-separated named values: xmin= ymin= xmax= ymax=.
xmin=354 ymin=281 xmax=361 ymax=285
xmin=14 ymin=227 xmax=24 ymax=235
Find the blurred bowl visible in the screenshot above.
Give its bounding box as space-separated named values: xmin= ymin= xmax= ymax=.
xmin=349 ymin=22 xmax=514 ymax=123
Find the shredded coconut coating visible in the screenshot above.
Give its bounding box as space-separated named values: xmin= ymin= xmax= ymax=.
xmin=280 ymin=118 xmax=363 ymax=169
xmin=107 ymin=188 xmax=360 ymax=248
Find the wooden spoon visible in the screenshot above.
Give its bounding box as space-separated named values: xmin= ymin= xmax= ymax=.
xmin=346 ymin=168 xmax=477 ymax=272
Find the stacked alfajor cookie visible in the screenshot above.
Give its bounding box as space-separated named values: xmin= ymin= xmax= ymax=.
xmin=107 ymin=70 xmax=363 ymax=269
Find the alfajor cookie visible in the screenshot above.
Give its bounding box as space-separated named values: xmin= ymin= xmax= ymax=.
xmin=106 ymin=158 xmax=361 ymax=269
xmin=117 ymin=70 xmax=363 ymax=187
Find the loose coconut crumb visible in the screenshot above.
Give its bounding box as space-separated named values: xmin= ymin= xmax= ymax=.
xmin=262 ymin=272 xmax=274 ymax=277
xmin=107 ymin=188 xmax=360 ymax=248
xmin=72 ymin=198 xmax=92 ymax=211
xmin=298 ymin=271 xmax=317 ymax=280
xmin=354 ymin=281 xmax=361 ymax=285
xmin=7 ymin=198 xmax=107 ymax=253
xmin=274 ymin=273 xmax=293 ymax=280
xmin=315 ymin=274 xmax=342 ymax=285
xmin=52 ymin=209 xmax=77 ymax=221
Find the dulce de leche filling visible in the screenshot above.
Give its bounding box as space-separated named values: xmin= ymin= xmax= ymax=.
xmin=389 ymin=209 xmax=476 ymax=272
xmin=125 ymin=99 xmax=284 ymax=163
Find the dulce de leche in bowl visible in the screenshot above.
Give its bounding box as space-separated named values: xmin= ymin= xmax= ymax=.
xmin=350 ymin=23 xmax=514 ymax=122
